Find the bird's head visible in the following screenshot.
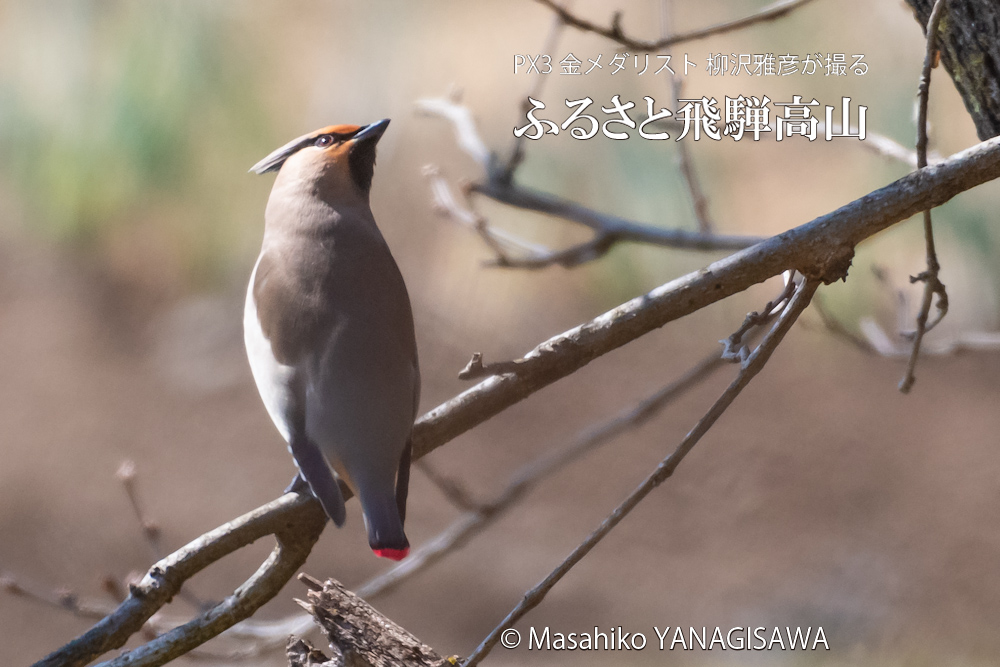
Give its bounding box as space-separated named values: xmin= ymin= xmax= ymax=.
xmin=249 ymin=119 xmax=390 ymax=199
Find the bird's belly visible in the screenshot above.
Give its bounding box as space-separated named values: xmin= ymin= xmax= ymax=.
xmin=304 ymin=323 xmax=416 ymax=483
xmin=244 ymin=258 xmax=294 ymax=443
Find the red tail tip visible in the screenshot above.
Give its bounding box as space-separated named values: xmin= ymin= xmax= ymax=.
xmin=373 ymin=547 xmax=409 ymax=561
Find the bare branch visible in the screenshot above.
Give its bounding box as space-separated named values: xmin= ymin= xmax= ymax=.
xmin=472 ymin=178 xmax=762 ymax=255
xmin=505 ymin=1 xmax=569 ymax=179
xmin=675 ymin=127 xmax=715 ymax=234
xmin=415 ymin=95 xmax=490 ymax=168
xmin=1 ymin=574 xmax=112 ymax=622
xmin=900 ymin=0 xmax=950 ymax=394
xmin=116 ymin=461 xmax=164 ymax=561
xmin=33 ymin=492 xmax=327 ymax=667
xmin=117 ymin=461 xmax=209 ymax=611
xmin=417 ymin=95 xmax=762 ymax=269
xmin=720 ymin=273 xmax=797 ymax=362
xmin=807 ymin=294 xmax=876 ymax=354
xmin=858 ymin=318 xmax=1000 ymax=357
xmin=660 ymin=0 xmax=716 ymax=235
xmin=414 ymin=459 xmax=484 ymax=513
xmin=423 ymin=166 xmax=550 ymax=265
xmin=534 ymin=0 xmax=819 ymax=51
xmin=462 ymin=278 xmax=820 ymax=667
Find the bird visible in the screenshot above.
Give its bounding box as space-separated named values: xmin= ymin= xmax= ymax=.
xmin=244 ymin=119 xmax=419 ymax=561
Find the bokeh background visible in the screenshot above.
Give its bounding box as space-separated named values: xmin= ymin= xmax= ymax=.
xmin=2 ymin=1 xmax=1000 ymax=665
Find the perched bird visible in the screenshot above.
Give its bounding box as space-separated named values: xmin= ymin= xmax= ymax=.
xmin=244 ymin=119 xmax=419 ymax=561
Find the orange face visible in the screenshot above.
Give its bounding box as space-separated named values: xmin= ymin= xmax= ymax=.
xmin=307 ymin=125 xmax=363 ymax=168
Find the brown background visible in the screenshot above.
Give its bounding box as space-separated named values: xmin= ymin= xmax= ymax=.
xmin=2 ymin=1 xmax=999 ymax=665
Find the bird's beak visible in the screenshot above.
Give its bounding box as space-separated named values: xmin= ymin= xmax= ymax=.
xmin=351 ymin=119 xmax=390 ymax=146
xmin=249 ymin=132 xmax=312 ymax=175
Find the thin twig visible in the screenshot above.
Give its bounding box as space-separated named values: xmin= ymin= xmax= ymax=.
xmin=662 ymin=0 xmax=715 ymax=234
xmin=505 ymin=1 xmax=570 ymax=180
xmin=720 ymin=273 xmax=797 ymax=362
xmin=462 ymin=278 xmax=820 ymax=667
xmin=900 ymin=0 xmax=950 ymax=393
xmin=534 ymin=0 xmax=819 ymax=51
xmin=116 ymin=461 xmax=164 ymax=560
xmin=415 ymin=459 xmax=484 ymax=513
xmin=473 ymin=178 xmax=762 ymax=255
xmin=117 ymin=461 xmax=208 ymax=611
xmin=808 ymin=295 xmax=876 ymax=354
xmin=675 ymin=126 xmax=715 ymax=234
xmin=420 ymin=94 xmax=763 ymax=266
xmin=858 ymin=318 xmax=1000 ymax=357
xmin=1 ymin=574 xmax=112 ymax=622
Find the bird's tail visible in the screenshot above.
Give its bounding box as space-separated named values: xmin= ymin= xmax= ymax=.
xmin=361 ymin=487 xmax=409 ymax=560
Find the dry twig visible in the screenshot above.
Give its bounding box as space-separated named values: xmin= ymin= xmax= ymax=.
xmin=900 ymin=0 xmax=950 ymax=393
xmin=418 ymin=95 xmax=763 ymax=269
xmin=534 ymin=0 xmax=819 ymax=51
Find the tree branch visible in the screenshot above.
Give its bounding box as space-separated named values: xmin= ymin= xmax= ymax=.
xmin=534 ymin=0 xmax=819 ymax=51
xmin=471 ymin=177 xmax=760 ymax=258
xmin=900 ymin=0 xmax=949 ymax=393
xmin=32 ymin=492 xmax=327 ymax=667
xmin=420 ymin=96 xmax=929 ymax=270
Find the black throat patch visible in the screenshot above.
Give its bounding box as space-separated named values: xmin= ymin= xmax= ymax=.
xmin=348 ymin=142 xmax=378 ymax=193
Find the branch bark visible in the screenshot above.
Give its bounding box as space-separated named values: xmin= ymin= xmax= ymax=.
xmin=291 ymin=576 xmax=450 ymax=667
xmin=33 ymin=492 xmax=327 ymax=667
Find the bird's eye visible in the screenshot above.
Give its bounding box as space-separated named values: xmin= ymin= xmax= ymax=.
xmin=314 ymin=134 xmax=335 ymax=147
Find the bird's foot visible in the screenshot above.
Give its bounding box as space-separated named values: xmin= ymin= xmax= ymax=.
xmin=284 ymin=472 xmax=310 ymax=495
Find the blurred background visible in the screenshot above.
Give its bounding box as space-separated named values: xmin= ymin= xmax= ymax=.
xmin=2 ymin=0 xmax=1000 ymax=664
